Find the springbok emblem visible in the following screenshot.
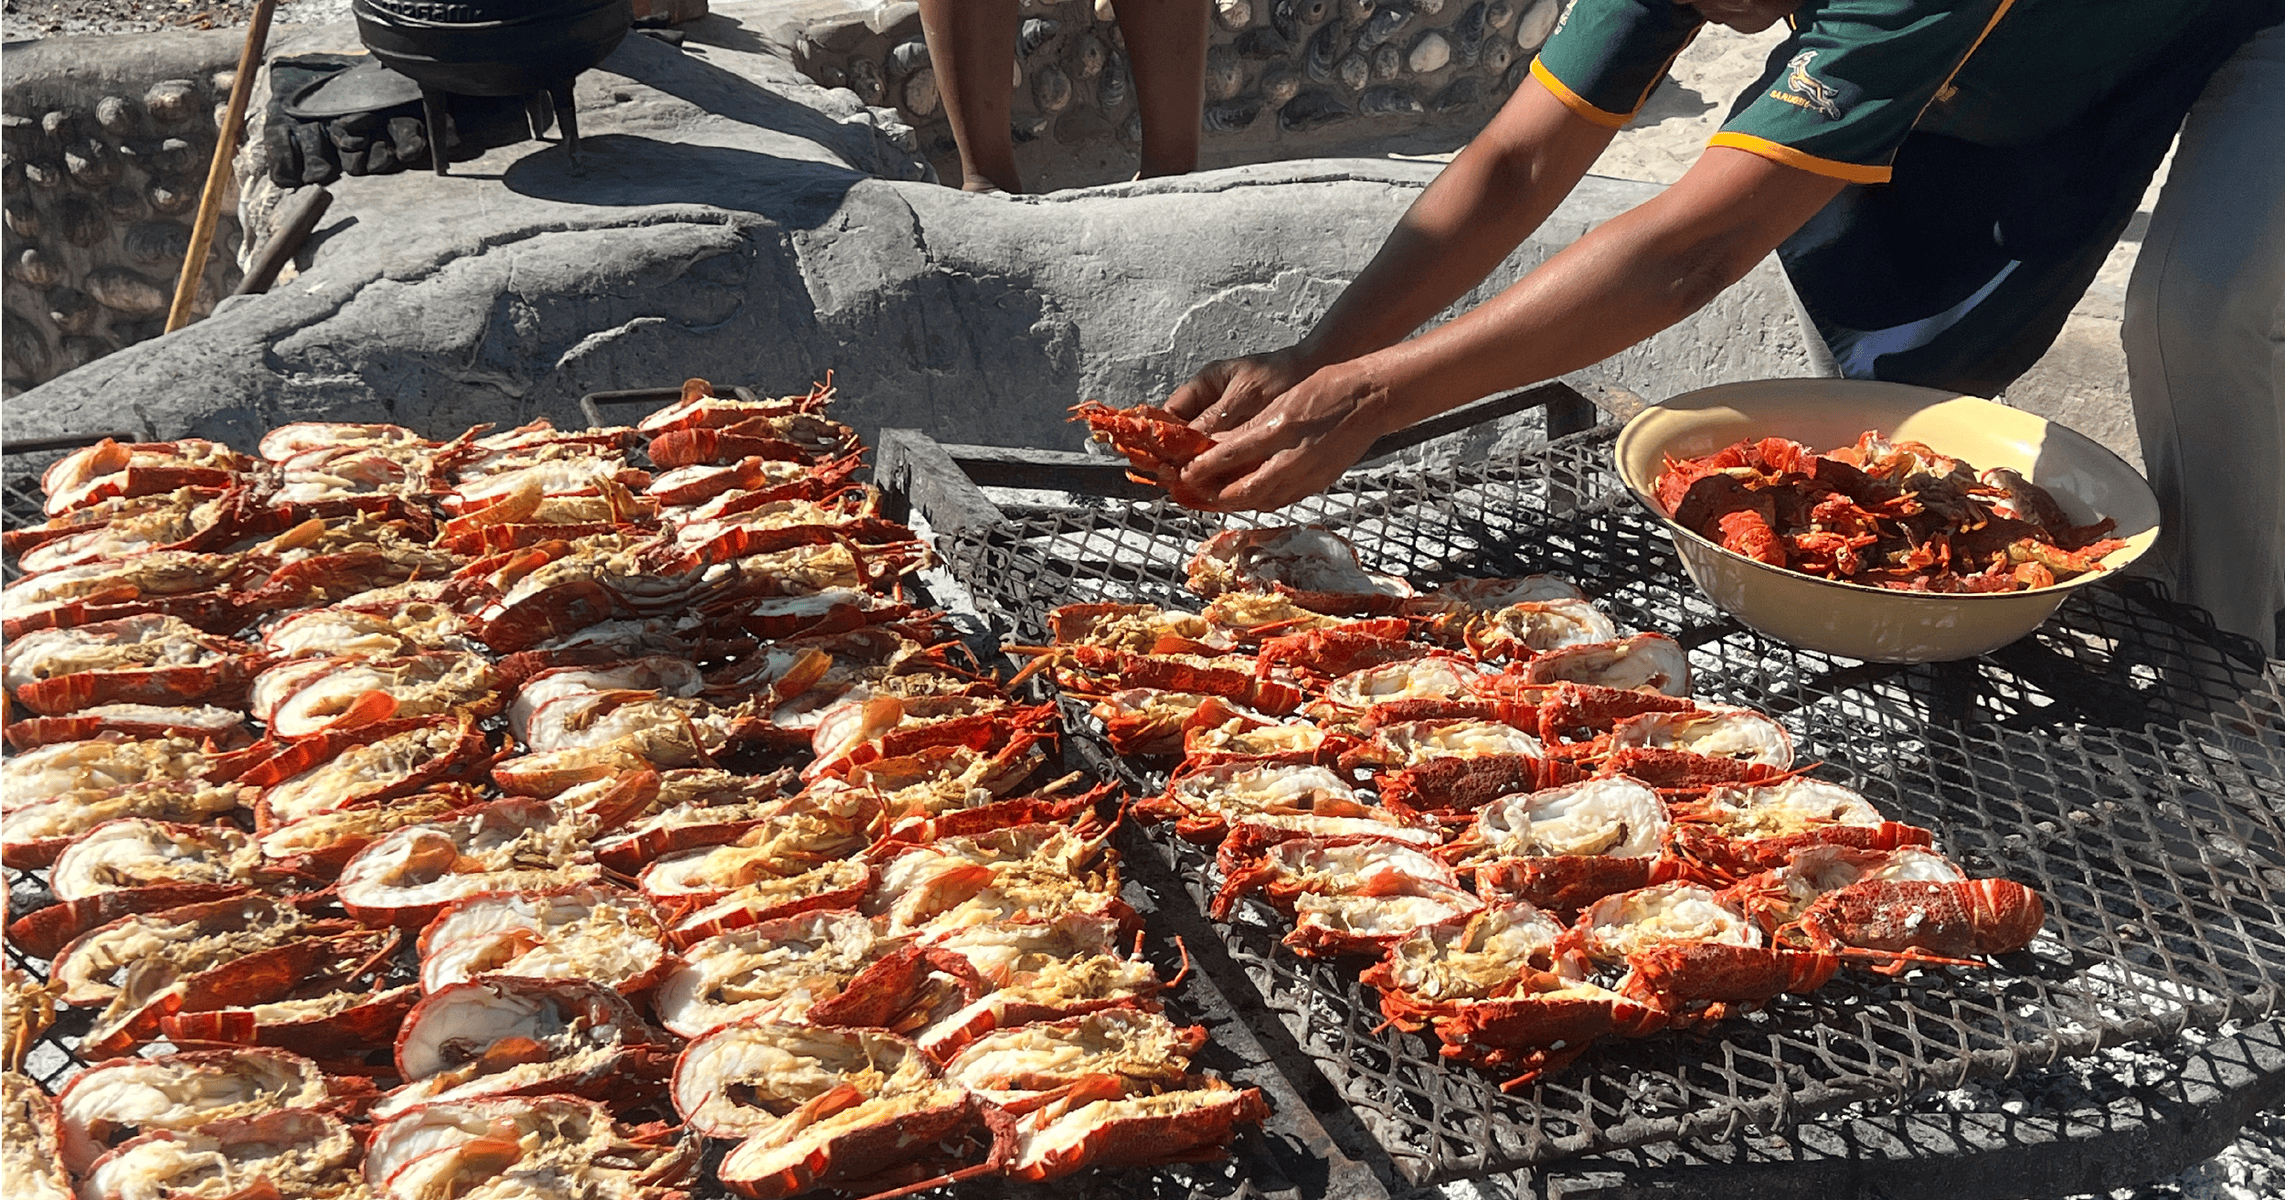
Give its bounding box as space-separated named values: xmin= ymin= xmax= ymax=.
xmin=1784 ymin=50 xmax=1844 ymax=119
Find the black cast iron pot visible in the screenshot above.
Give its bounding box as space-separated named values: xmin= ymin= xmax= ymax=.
xmin=352 ymin=0 xmax=633 ymax=97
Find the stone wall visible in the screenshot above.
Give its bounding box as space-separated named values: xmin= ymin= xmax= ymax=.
xmin=2 ymin=32 xmax=252 ymax=398
xmin=787 ymin=0 xmax=1562 ymax=191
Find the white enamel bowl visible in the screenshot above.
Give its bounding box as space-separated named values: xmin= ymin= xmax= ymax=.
xmin=1613 ymin=379 xmax=2160 ymax=663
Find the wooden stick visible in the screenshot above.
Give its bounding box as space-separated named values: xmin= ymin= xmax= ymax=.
xmin=166 ymin=0 xmax=278 ymax=333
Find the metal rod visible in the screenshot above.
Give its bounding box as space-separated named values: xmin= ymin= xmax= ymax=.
xmin=231 ymin=185 xmax=332 ymax=297
xmin=164 ymin=0 xmax=277 ymax=334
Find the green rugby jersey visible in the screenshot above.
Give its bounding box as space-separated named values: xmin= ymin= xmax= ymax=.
xmin=1533 ymin=0 xmax=2277 ymax=184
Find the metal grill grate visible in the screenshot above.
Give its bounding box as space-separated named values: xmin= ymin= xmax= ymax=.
xmin=935 ymin=426 xmax=2285 ymax=1188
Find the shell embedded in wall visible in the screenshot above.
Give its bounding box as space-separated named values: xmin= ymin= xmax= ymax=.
xmin=1205 ymin=44 xmax=1246 ymax=100
xmin=46 ymin=287 xmax=98 ymax=335
xmin=1279 ymin=87 xmax=1351 ymax=130
xmin=1260 ymin=66 xmax=1302 ymax=105
xmin=1071 ymin=32 xmax=1109 ymax=77
xmin=848 ymin=56 xmax=885 ymax=103
xmin=1270 ymin=0 xmax=1331 ymax=41
xmin=147 ymin=180 xmax=196 ymax=214
xmin=94 ymin=96 xmax=137 ymax=136
xmin=904 ymin=67 xmax=941 ymax=117
xmin=1216 ymin=0 xmax=1256 ymax=30
xmin=1360 ymin=84 xmax=1423 ymax=115
xmin=1099 ymin=55 xmax=1130 ymax=109
xmin=124 ymin=220 xmax=189 ymax=266
xmin=1236 ymin=27 xmax=1294 ymax=59
xmin=1484 ymin=0 xmax=1515 ymax=29
xmin=1203 ymin=96 xmax=1265 ymax=132
xmin=143 ymin=80 xmax=200 ymax=126
xmin=1373 ymin=42 xmax=1404 ymax=80
xmin=1407 ymin=30 xmax=1450 ymax=73
xmin=1305 ymin=21 xmax=1343 ymax=81
xmin=1336 ymin=52 xmax=1369 ymax=91
xmin=1430 ymin=75 xmax=1481 ymax=112
xmin=10 ymin=247 xmax=64 ymax=288
xmin=1414 ymin=0 xmax=1444 ymax=15
xmin=1342 ymin=0 xmax=1373 ymax=24
xmin=1356 ymin=2 xmax=1413 ymax=50
xmin=889 ymin=38 xmax=931 ymax=77
xmin=1018 ymin=18 xmax=1061 ymax=57
xmin=1034 ymin=64 xmax=1075 ymax=113
xmin=1481 ymin=37 xmax=1513 ymax=75
xmin=57 ymin=196 xmax=107 ymax=247
xmin=1450 ymin=2 xmax=1487 ymax=67
xmin=1515 ymin=0 xmax=1558 ymax=51
xmin=86 ymin=266 xmax=166 ymax=315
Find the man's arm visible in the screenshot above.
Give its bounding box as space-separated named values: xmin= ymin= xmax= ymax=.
xmin=1165 ymin=80 xmax=1619 ymax=430
xmin=1178 ymin=146 xmax=1847 ymax=510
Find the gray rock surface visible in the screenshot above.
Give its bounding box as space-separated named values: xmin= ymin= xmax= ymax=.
xmin=3 ymin=6 xmax=1812 ymax=454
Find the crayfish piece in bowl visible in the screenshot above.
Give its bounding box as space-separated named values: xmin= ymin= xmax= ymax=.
xmin=54 ymin=1048 xmax=334 ymax=1176
xmin=362 ymin=1094 xmax=698 ymax=1200
xmin=1186 ymin=526 xmax=1416 ymax=615
xmin=2 ymin=1072 xmax=70 ymax=1200
xmin=1004 ymin=1080 xmax=1272 ymax=1182
xmin=417 ymin=884 xmax=674 ymax=995
xmin=376 ymin=976 xmax=677 ymax=1119
xmin=675 ymin=1020 xmax=974 ymax=1200
xmin=79 ymin=1107 xmax=363 ymax=1200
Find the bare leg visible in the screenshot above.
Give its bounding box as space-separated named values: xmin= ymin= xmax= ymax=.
xmin=919 ymin=0 xmax=1023 ymax=193
xmin=1109 ymin=0 xmax=1208 ymax=178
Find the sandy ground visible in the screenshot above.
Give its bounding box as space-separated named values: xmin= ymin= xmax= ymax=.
xmin=1 ymin=0 xmax=342 ymax=40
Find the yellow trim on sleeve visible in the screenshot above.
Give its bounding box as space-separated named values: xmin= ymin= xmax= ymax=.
xmin=1705 ymin=132 xmax=1893 ymax=185
xmin=1530 ymin=57 xmax=1632 ymax=130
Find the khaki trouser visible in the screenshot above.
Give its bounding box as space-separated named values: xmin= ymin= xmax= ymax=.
xmin=2125 ymin=21 xmax=2285 ymax=657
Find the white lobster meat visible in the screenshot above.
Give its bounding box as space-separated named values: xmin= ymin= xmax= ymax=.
xmin=417 ymin=885 xmax=673 ymax=995
xmin=79 ymin=1108 xmax=363 ymax=1200
xmin=55 ymin=1048 xmax=331 ymax=1176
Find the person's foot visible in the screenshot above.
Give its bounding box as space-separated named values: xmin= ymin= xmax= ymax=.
xmin=961 ymin=171 xmax=1022 ymax=194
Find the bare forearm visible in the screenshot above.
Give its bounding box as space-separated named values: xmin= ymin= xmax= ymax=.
xmin=1362 ymin=149 xmax=1846 ymax=429
xmin=1297 ymin=84 xmax=1615 ymax=367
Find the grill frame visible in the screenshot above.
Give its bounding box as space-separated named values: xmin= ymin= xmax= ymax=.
xmin=6 ymin=402 xmax=2282 ymax=1200
xmin=895 ymin=418 xmax=2285 ymax=1190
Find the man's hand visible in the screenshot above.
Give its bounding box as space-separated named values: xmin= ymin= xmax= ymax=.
xmin=1174 ymin=358 xmax=1399 ymax=511
xmin=1164 ymin=345 xmax=1322 ymax=435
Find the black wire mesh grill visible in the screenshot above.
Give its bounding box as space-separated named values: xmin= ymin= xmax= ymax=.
xmin=0 ymin=436 xmax=1286 ymax=1200
xmin=936 ymin=427 xmax=2285 ymax=1187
